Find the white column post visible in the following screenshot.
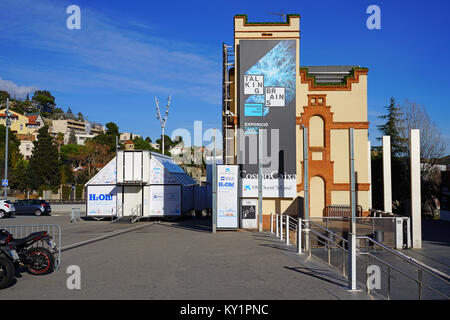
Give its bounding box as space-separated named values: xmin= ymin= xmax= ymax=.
xmin=285 ymin=215 xmax=290 ymax=245
xmin=297 ymin=218 xmax=303 ymax=254
xmin=280 ymin=214 xmax=283 ymax=241
xmin=348 ymin=128 xmax=357 ymax=291
xmin=368 ymin=141 xmax=372 ymax=210
xmin=276 ymin=214 xmax=279 ymax=237
xmin=410 ymin=129 xmax=422 ymax=249
xmin=383 ymin=136 xmax=392 ymax=213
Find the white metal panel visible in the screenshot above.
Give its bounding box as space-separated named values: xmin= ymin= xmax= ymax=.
xmin=123 ymin=186 xmax=142 ymax=216
xmin=85 ymin=157 xmax=117 ymax=185
xmin=86 ymin=185 xmax=118 ymax=216
xmin=142 ymin=151 xmax=150 ymax=184
xmin=124 ymin=152 xmax=133 ymax=181
xmin=149 ymin=185 xmax=181 ymax=216
xmin=133 ymin=151 xmax=142 ymax=181
xmin=241 ymin=199 xmax=258 ymax=229
xmin=143 ymin=185 xmax=151 ymax=216
xmin=217 ymin=165 xmax=239 ymax=229
xmin=117 ymin=151 xmax=124 ymax=183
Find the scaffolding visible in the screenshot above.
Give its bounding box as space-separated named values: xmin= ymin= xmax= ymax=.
xmin=222 ymin=43 xmax=235 ymax=165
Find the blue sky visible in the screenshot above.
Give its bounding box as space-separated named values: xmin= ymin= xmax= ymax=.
xmin=0 ymin=0 xmax=449 ymax=152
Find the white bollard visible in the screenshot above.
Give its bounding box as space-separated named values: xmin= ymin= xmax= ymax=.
xmin=280 ymin=214 xmax=284 ymax=241
xmin=285 ymin=215 xmax=290 ymax=245
xmin=276 ymin=214 xmax=279 ymax=237
xmin=410 ymin=129 xmax=422 ymax=248
xmin=383 ymin=136 xmax=392 ymax=213
xmin=297 ymin=218 xmax=302 ymax=254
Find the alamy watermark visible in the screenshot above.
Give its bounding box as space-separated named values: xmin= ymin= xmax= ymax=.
xmin=367 ymin=265 xmax=381 ymax=290
xmin=66 ymin=265 xmax=81 ymax=290
xmin=66 ymin=5 xmax=81 ymax=30
xmin=366 ymin=5 xmax=381 ymax=30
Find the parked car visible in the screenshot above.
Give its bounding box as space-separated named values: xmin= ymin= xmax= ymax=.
xmin=13 ymin=199 xmax=51 ymax=216
xmin=0 ymin=200 xmax=15 ymax=219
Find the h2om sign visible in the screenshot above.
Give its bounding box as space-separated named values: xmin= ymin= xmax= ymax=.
xmin=89 ymin=194 xmax=113 ymax=201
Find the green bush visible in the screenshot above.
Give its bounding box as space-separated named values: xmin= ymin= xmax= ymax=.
xmin=75 ymin=184 xmax=84 ymax=199
xmin=62 ymin=185 xmax=71 ymax=200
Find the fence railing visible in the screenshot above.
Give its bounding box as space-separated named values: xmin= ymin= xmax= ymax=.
xmin=111 ymin=204 xmax=123 ymax=223
xmin=131 ymin=205 xmax=142 ymax=224
xmin=0 ymin=224 xmax=62 ymax=271
xmin=268 ymin=213 xmax=450 ymax=300
xmin=324 ymin=205 xmax=362 ymax=217
xmin=356 ymin=235 xmax=450 ymax=300
xmin=45 ymin=199 xmax=85 ymax=204
xmin=70 ymin=208 xmax=82 ymax=223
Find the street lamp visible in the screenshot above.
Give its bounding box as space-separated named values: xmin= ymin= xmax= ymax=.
xmin=3 ymin=98 xmax=11 ymax=199
xmin=155 ymin=96 xmax=171 ymax=154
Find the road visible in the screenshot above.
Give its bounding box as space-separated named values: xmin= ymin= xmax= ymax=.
xmin=0 ymin=215 xmax=371 ymax=300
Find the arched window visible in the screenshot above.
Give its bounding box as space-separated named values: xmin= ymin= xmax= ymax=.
xmin=309 ymin=115 xmax=324 ymax=147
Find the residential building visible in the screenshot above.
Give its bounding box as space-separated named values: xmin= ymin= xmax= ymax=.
xmin=50 ymin=119 xmax=105 ymax=138
xmin=119 ymin=132 xmax=141 ymax=143
xmin=17 ymin=134 xmax=36 ymax=160
xmin=0 ymin=109 xmax=34 ymax=135
xmin=25 ymin=113 xmax=45 ymax=132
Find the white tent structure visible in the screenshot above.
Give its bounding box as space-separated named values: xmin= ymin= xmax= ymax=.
xmin=85 ymin=150 xmax=197 ymax=219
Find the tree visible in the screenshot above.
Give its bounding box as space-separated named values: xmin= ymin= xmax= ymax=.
xmin=32 ymin=90 xmax=56 ymax=114
xmin=399 ymin=100 xmax=448 ymax=179
xmin=372 ymin=97 xmax=409 ymax=214
xmin=156 ymin=135 xmax=176 ymax=151
xmin=60 ymin=164 xmax=75 ymax=185
xmin=77 ymin=112 xmax=84 ymax=121
xmin=60 ymin=144 xmax=88 ymax=169
xmin=0 ymin=91 xmax=10 ymax=105
xmin=68 ymin=130 xmax=77 ymax=145
xmin=10 ymin=158 xmax=29 ymax=191
xmin=377 ymin=97 xmax=407 ymax=157
xmin=145 ymin=137 xmax=152 ymax=143
xmin=28 ymin=125 xmax=61 ymax=190
xmin=91 ymin=122 xmax=120 ymax=153
xmin=132 ymin=136 xmax=153 ymax=150
xmin=106 ymin=122 xmax=119 ymax=136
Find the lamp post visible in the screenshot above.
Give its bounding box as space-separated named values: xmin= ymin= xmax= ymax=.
xmin=155 ymin=96 xmax=171 ymax=154
xmin=3 ymin=98 xmax=10 ymax=199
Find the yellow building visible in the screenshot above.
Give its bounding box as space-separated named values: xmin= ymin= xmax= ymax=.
xmin=222 ymin=14 xmax=370 ymax=228
xmin=0 ymin=108 xmax=33 ymax=135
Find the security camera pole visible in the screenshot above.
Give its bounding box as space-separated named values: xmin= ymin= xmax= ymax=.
xmin=155 ymin=96 xmax=171 ymax=154
xmin=3 ymin=98 xmax=10 ymax=199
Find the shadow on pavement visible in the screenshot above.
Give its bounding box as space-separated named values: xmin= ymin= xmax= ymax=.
xmin=283 ymin=266 xmax=348 ymax=289
xmin=158 ymin=217 xmax=212 ymax=233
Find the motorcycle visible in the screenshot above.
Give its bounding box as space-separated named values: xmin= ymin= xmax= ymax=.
xmin=0 ymin=229 xmax=57 ymax=282
xmin=0 ymin=232 xmax=16 ymax=289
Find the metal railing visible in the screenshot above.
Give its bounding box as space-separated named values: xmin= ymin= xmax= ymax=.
xmin=356 ymin=236 xmax=450 ymax=299
xmin=0 ymin=224 xmax=62 ymax=271
xmin=111 ymin=204 xmax=123 ymax=223
xmin=130 ymin=205 xmax=142 ymax=224
xmin=70 ymin=208 xmax=82 ymax=223
xmin=268 ymin=213 xmax=450 ymax=300
xmin=270 ymin=213 xmax=348 ymax=277
xmin=46 ymin=199 xmax=85 ymax=204
xmin=309 ymin=216 xmax=402 ymax=248
xmin=325 ymin=205 xmax=362 ymax=217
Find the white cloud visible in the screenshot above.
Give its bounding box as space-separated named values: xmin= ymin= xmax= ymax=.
xmin=0 ymin=78 xmax=38 ymax=99
xmin=0 ymin=0 xmax=220 ymax=103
